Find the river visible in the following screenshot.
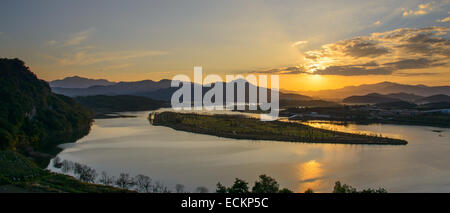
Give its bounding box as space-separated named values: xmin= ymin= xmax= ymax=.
xmin=48 ymin=110 xmax=450 ymax=192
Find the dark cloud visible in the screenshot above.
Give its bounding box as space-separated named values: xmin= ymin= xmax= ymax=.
xmin=304 ymin=26 xmax=450 ymax=76
xmin=314 ymin=58 xmax=446 ymax=76
xmin=383 ymin=58 xmax=446 ymax=70
xmin=339 ymin=38 xmax=390 ymax=58
xmin=251 ymin=27 xmax=450 ymax=76
xmin=394 ymin=72 xmax=439 ymax=76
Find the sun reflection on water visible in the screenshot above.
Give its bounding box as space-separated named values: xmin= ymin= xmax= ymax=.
xmin=297 ymin=160 xmax=324 ymax=192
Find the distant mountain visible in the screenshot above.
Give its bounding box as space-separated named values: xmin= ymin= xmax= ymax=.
xmin=418 ymin=101 xmax=450 ymax=110
xmin=279 ymin=93 xmax=312 ymax=101
xmin=51 ymin=79 xmax=173 ymax=97
xmin=75 ymin=95 xmax=166 ymax=114
xmin=343 ymin=93 xmax=402 ymax=104
xmin=51 ymin=78 xmax=313 ymax=104
xmin=300 ymin=82 xmax=450 ymax=100
xmin=417 ymin=94 xmax=450 ymax=104
xmin=375 ymin=101 xmax=418 ymax=109
xmin=343 ymin=92 xmax=450 ymax=105
xmin=49 ymin=76 xmax=116 ymax=88
xmin=385 ymin=93 xmax=424 ymax=102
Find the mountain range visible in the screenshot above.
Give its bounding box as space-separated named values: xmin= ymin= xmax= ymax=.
xmin=49 ymin=76 xmax=116 ymax=88
xmin=343 ymin=93 xmax=450 ymax=104
xmin=50 ymin=77 xmax=313 ymax=102
xmin=299 ymin=82 xmax=450 ymax=100
xmin=50 ymin=77 xmax=450 ymax=104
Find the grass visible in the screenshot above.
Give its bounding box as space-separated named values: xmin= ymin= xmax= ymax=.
xmin=149 ymin=112 xmax=407 ymax=145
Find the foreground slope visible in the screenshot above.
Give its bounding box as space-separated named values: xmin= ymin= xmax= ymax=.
xmin=0 ymin=58 xmax=130 ymax=192
xmin=0 ymin=58 xmax=93 ymax=165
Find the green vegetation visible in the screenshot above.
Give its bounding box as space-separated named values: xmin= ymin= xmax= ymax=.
xmin=332 ymin=181 xmax=387 ymax=193
xmin=75 ymin=95 xmax=167 ymax=118
xmin=150 ymin=111 xmax=407 ymax=145
xmin=52 ymin=158 xmax=172 ymax=193
xmin=282 ymin=105 xmax=450 ymax=128
xmin=216 ymin=175 xmax=293 ymax=193
xmin=0 ymin=151 xmax=130 ymax=192
xmin=0 ymin=58 xmax=93 ymax=166
xmin=0 ymin=58 xmax=130 ymax=193
xmin=215 ymin=175 xmax=386 ymax=193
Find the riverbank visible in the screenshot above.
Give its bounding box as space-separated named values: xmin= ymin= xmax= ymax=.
xmin=149 ymin=111 xmax=407 ymax=145
xmin=0 ymin=151 xmax=132 ymax=193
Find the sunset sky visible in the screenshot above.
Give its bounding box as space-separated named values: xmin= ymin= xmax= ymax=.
xmin=1 ymin=0 xmax=449 ymax=91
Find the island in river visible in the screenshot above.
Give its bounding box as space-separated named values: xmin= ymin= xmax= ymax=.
xmin=149 ymin=111 xmax=407 ymax=145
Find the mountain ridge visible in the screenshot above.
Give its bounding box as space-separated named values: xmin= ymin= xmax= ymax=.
xmin=299 ymin=81 xmax=450 ymax=100
xmin=51 ymin=78 xmax=313 ymax=102
xmin=343 ymin=93 xmax=450 ymax=104
xmin=49 ymin=76 xmax=116 ymax=88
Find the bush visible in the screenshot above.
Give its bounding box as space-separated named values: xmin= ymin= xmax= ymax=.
xmin=252 ymin=175 xmax=280 ymax=193
xmin=216 ymin=175 xmax=292 ymax=193
xmin=333 ymin=181 xmax=387 ymax=193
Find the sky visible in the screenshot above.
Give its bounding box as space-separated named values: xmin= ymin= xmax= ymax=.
xmin=0 ymin=0 xmax=449 ymax=91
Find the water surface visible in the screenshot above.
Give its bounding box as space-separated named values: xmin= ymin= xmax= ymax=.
xmin=49 ymin=111 xmax=450 ymax=192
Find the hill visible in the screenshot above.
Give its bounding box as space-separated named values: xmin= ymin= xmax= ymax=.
xmin=0 ymin=58 xmax=92 ymax=166
xmin=301 ymin=82 xmax=450 ymax=100
xmin=417 ymin=94 xmax=450 ymax=104
xmin=374 ymin=101 xmax=418 ymax=109
xmin=385 ymin=93 xmax=423 ymax=102
xmin=0 ymin=58 xmax=131 ymax=193
xmin=52 ymin=78 xmax=313 ymax=105
xmin=51 ymin=79 xmax=172 ymax=97
xmin=417 ymin=102 xmax=450 ymax=110
xmin=49 ymin=76 xmax=116 ymax=88
xmin=343 ymin=93 xmax=450 ymax=105
xmin=75 ymin=95 xmax=167 ymax=116
xmin=343 ymin=93 xmax=401 ymax=104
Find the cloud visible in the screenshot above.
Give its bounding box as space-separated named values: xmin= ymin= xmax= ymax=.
xmin=45 ymin=28 xmax=95 ymax=47
xmin=437 ymin=16 xmax=450 ymax=22
xmin=393 ymin=71 xmax=439 ymax=76
xmin=402 ymin=3 xmax=432 ymax=16
xmin=57 ymin=50 xmax=169 ymax=66
xmin=256 ymin=26 xmax=450 ymax=76
xmin=383 ymin=58 xmax=446 ymax=70
xmin=342 ymin=37 xmax=390 ymax=58
xmin=315 ymin=65 xmax=393 ymax=76
xmin=291 ymin=40 xmax=308 ymax=47
xmin=46 ymin=40 xmax=57 ymax=45
xmin=64 ymin=28 xmax=95 ymax=46
xmin=249 ymin=66 xmax=308 ymax=75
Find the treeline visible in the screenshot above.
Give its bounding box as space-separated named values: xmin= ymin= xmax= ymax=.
xmin=216 ymin=175 xmax=293 ymax=193
xmin=52 ymin=157 xmax=386 ymax=193
xmin=216 ymin=175 xmax=387 ymax=193
xmin=52 ymin=157 xmax=199 ymax=193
